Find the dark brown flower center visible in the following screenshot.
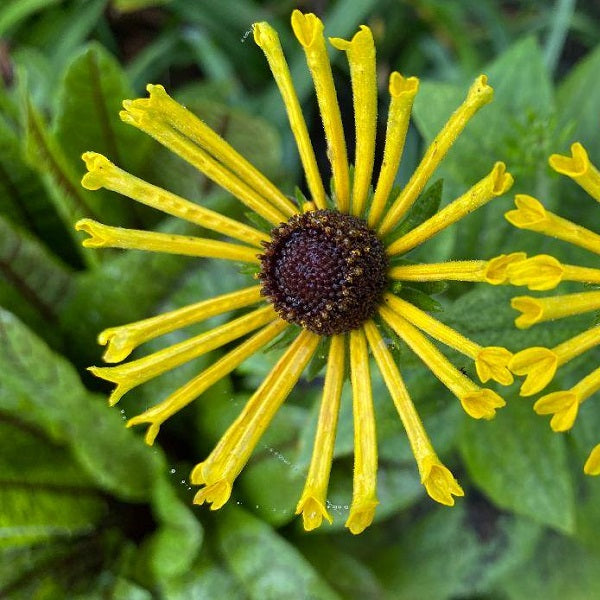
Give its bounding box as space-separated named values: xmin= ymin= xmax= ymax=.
xmin=259 ymin=209 xmax=388 ymax=336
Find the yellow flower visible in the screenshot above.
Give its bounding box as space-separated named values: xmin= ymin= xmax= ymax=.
xmin=77 ymin=11 xmax=516 ymax=533
xmin=506 ymin=142 xmax=600 ymax=475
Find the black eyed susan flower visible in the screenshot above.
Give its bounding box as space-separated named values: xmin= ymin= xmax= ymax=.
xmin=76 ymin=10 xmax=517 ymax=534
xmin=505 ymin=142 xmax=600 ymax=477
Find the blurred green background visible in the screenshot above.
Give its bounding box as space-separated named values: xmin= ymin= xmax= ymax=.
xmin=1 ymin=0 xmax=600 ymax=598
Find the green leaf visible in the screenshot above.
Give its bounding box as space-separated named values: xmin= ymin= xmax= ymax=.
xmin=0 ymin=0 xmax=60 ymax=36
xmin=497 ymin=531 xmax=600 ymax=600
xmin=0 ymin=111 xmax=78 ymax=264
xmin=386 ymin=179 xmax=443 ymax=243
xmin=136 ymin=477 xmax=203 ymax=584
xmin=412 ymin=38 xmax=555 ymax=261
xmin=369 ymin=505 xmax=542 ymax=599
xmin=161 ymin=546 xmax=245 ymax=600
xmin=459 ymin=397 xmax=575 ymax=532
xmin=113 ymin=0 xmax=171 ymax=12
xmin=556 ymin=43 xmax=600 ymax=160
xmin=214 ymin=505 xmax=341 ymax=600
xmin=0 ymin=214 xmax=73 ymax=346
xmin=22 ymin=93 xmax=102 ymax=265
xmin=294 ymin=537 xmax=385 ymax=599
xmin=54 ymin=43 xmax=149 ymax=179
xmin=0 ymin=308 xmax=203 ymax=583
xmin=0 ymin=307 xmax=160 ymax=499
xmin=0 ymin=419 xmax=105 ymax=548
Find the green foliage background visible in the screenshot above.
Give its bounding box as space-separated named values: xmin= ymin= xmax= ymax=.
xmin=1 ymin=0 xmax=600 ymax=597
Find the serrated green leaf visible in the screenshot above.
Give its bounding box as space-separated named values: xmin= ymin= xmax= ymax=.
xmin=459 ymin=397 xmax=575 ymax=533
xmin=54 ymin=42 xmax=149 ymax=180
xmin=161 ymin=545 xmax=245 ymax=600
xmin=369 ymin=505 xmax=541 ymax=599
xmin=0 ymin=419 xmax=105 ymax=548
xmin=136 ymin=477 xmax=203 ymax=584
xmin=295 ymin=537 xmax=385 ymax=599
xmin=214 ymin=505 xmax=341 ymax=600
xmin=386 ymin=179 xmax=443 ymax=243
xmin=556 ymin=43 xmax=600 ymax=161
xmin=0 ymin=307 xmax=161 ymax=499
xmin=0 ymin=215 xmax=73 ymax=345
xmin=22 ymin=93 xmax=103 ymax=266
xmin=412 ymin=38 xmax=555 ymax=261
xmin=498 ymin=531 xmax=600 ymax=600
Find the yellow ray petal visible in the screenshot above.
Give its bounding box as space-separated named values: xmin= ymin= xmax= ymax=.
xmin=505 ymin=194 xmax=600 ymax=255
xmin=534 ymin=391 xmax=579 ymax=432
xmin=509 ymin=348 xmax=559 ymax=397
xmin=368 ymin=73 xmax=419 ymax=227
xmin=75 ymin=219 xmax=261 ymax=263
xmin=584 ymin=444 xmax=600 ymax=476
xmin=387 ymin=162 xmax=513 ymax=256
xmin=292 ymin=10 xmax=349 ymax=212
xmin=98 ymin=285 xmax=263 ymax=363
xmin=331 ymin=26 xmax=377 ymax=217
xmin=345 ymin=327 xmax=378 ymax=534
xmin=378 ymin=75 xmax=494 ymax=235
xmin=389 ymin=253 xmax=526 ymax=284
xmin=127 ymin=319 xmax=287 ymax=445
xmin=128 ymin=84 xmax=297 ymax=217
xmin=535 ymin=363 xmax=600 ymax=432
xmin=379 ymin=306 xmax=505 ymax=419
xmin=510 ymin=324 xmax=600 ymax=396
xmin=254 ymin=21 xmax=326 ymax=209
xmin=90 ymin=305 xmax=276 ymax=406
xmin=511 ymin=291 xmax=600 ymax=329
xmin=191 ymin=329 xmax=319 ymax=509
xmin=120 ymin=100 xmax=290 ymax=226
xmin=506 ymin=254 xmax=600 ymax=291
xmin=383 ymin=293 xmax=513 ymax=385
xmin=419 ymin=454 xmax=465 ymax=506
xmin=81 ymin=152 xmax=268 ymax=247
xmin=295 ymin=334 xmax=345 ymax=531
xmin=364 ymin=320 xmax=464 ymax=506
xmin=549 ymin=142 xmax=600 ymax=203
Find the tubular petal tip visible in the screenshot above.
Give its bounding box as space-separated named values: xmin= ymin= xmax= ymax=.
xmin=291 ymin=10 xmax=322 ymax=47
xmin=549 ymin=142 xmax=589 ymax=176
xmin=296 ymin=496 xmax=333 ymax=530
xmin=584 ymin=444 xmax=600 ymax=475
xmin=388 ymin=71 xmax=419 ymax=97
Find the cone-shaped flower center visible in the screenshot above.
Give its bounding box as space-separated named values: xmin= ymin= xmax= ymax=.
xmin=259 ymin=209 xmax=388 ymax=335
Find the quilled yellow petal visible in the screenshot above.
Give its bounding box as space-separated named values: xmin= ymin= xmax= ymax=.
xmin=254 ymin=21 xmax=327 ymax=209
xmin=295 ymin=334 xmax=345 ymax=531
xmin=511 ymin=291 xmax=600 ymax=329
xmin=330 ymin=26 xmax=377 ymax=218
xmin=191 ymin=330 xmax=319 ymax=509
xmin=368 ymin=72 xmax=419 ymax=227
xmin=292 ymin=10 xmax=350 ymax=212
xmin=126 ymin=319 xmax=287 ymax=445
xmin=379 ymin=75 xmax=494 ymax=235
xmin=505 ymin=194 xmax=600 ymax=255
xmin=549 ymin=142 xmax=600 ymax=203
xmin=75 ymin=219 xmax=261 ymax=263
xmin=345 ymin=327 xmax=378 ymax=534
xmin=81 ymin=152 xmax=268 ymax=247
xmin=387 ymin=162 xmax=513 ymax=256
